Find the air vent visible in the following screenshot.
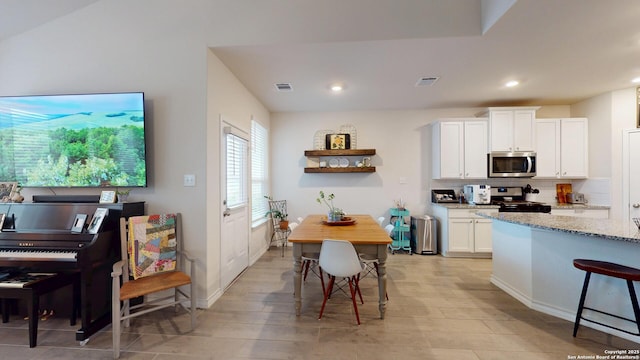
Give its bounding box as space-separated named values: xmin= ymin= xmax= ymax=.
xmin=415 ymin=76 xmax=440 ymax=87
xmin=274 ymin=83 xmax=293 ymax=91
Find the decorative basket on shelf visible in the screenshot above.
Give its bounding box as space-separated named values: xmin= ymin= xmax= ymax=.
xmin=313 ymin=129 xmax=334 ymax=150
xmin=338 ymin=124 xmax=357 ymax=149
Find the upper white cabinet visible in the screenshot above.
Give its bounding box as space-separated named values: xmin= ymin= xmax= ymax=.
xmin=432 ymin=119 xmax=488 ymax=179
xmin=535 ymin=118 xmax=588 ymax=179
xmin=479 ymin=107 xmax=539 ymax=152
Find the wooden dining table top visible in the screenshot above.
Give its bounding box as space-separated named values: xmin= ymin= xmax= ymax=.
xmin=288 ymin=214 xmax=392 ymax=245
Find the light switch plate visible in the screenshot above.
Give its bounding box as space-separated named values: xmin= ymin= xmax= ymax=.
xmin=184 ymin=174 xmax=196 ymax=187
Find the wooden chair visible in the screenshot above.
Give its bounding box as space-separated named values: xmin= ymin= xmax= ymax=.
xmin=111 ymin=213 xmax=196 ymax=359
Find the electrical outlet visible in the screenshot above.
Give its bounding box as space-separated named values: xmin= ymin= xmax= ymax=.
xmin=184 ymin=174 xmax=196 ymax=187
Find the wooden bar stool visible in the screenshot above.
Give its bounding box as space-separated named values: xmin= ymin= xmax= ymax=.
xmin=572 ymin=259 xmax=640 ymax=337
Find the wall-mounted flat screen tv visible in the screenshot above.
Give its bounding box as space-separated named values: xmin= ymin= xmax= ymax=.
xmin=0 ymin=92 xmax=147 ymax=187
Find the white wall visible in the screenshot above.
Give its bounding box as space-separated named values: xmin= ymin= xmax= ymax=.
xmin=271 ymin=104 xmax=628 ymax=220
xmin=206 ymin=50 xmax=272 ymax=305
xmin=270 ymin=106 xmax=572 ymax=220
xmin=0 ymin=0 xmax=271 ymax=307
xmin=571 ymin=87 xmax=637 ymax=220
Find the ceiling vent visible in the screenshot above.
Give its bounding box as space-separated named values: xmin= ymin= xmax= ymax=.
xmin=415 ymin=76 xmax=440 ymax=87
xmin=274 ymin=83 xmax=293 ymax=92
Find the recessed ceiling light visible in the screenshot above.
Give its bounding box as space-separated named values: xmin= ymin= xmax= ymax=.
xmin=330 ymin=84 xmax=343 ymax=92
xmin=505 ymin=80 xmax=519 ymax=87
xmin=632 ymin=77 xmax=640 ymax=83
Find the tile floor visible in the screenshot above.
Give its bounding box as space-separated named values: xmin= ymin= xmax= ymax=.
xmin=0 ymin=247 xmax=638 ymax=359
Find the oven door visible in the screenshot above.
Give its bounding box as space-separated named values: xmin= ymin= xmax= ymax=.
xmin=488 ymin=151 xmax=536 ymax=178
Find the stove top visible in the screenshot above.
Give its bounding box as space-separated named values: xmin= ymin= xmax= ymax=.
xmin=490 ymin=186 xmax=551 ymax=213
xmin=492 ymin=200 xmax=551 ymax=213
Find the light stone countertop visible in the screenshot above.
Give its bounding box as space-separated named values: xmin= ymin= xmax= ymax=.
xmin=432 ymin=203 xmax=610 ymax=210
xmin=478 ymin=212 xmax=640 ymax=244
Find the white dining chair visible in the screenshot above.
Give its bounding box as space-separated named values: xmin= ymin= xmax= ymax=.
xmin=318 ymin=239 xmax=365 ymax=325
xmin=377 ymin=216 xmax=385 ymax=227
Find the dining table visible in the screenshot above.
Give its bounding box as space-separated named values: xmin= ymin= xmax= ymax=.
xmin=287 ymin=214 xmax=392 ymax=319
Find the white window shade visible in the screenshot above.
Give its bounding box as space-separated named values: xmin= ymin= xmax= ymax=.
xmin=251 ymin=120 xmax=269 ymax=222
xmin=226 ymin=132 xmax=248 ymax=208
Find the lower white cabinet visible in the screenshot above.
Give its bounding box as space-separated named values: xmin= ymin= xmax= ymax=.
xmin=551 ymin=208 xmax=609 ymax=218
xmin=432 ymin=206 xmax=497 ymax=257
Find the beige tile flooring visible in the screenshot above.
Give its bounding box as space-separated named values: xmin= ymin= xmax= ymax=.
xmin=0 ymin=247 xmax=638 ymax=359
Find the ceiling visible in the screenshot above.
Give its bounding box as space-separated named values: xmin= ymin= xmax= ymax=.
xmin=3 ymin=0 xmax=640 ymax=113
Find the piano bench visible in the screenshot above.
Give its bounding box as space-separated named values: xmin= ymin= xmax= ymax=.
xmin=0 ymin=272 xmax=80 ymax=348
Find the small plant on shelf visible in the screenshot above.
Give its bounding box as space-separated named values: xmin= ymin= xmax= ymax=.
xmin=116 ymin=189 xmax=131 ymax=203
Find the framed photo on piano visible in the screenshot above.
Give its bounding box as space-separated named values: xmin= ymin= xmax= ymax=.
xmin=87 ymin=208 xmax=108 ymax=234
xmin=0 ymin=182 xmax=17 ymax=203
xmin=71 ymin=214 xmax=88 ymax=233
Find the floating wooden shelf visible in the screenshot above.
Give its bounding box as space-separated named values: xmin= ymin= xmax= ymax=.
xmin=304 ymin=149 xmax=376 ymax=156
xmin=303 ymin=148 xmax=377 ymax=173
xmin=304 ymin=167 xmax=376 ymax=173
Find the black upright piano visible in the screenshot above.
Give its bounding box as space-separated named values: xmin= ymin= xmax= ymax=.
xmin=0 ymin=201 xmax=144 ymax=342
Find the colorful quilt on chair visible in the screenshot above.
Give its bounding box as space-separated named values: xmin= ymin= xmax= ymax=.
xmin=128 ymin=214 xmax=178 ymax=279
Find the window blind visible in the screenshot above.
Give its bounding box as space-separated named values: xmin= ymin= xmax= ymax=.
xmin=251 ymin=120 xmax=269 ymax=222
xmin=226 ymin=132 xmax=248 ymax=208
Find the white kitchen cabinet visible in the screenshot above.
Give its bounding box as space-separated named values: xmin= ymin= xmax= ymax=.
xmin=551 ymin=208 xmax=608 ymax=218
xmin=432 ymin=206 xmax=497 ymax=257
xmin=535 ymin=118 xmax=588 ymax=179
xmin=432 ymin=119 xmax=488 ymax=179
xmin=480 ymin=107 xmax=539 ymax=152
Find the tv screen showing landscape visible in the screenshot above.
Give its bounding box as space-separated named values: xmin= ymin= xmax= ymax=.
xmin=0 ymin=92 xmax=147 ymax=188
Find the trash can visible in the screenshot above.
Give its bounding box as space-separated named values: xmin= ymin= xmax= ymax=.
xmin=410 ymin=215 xmax=438 ymax=255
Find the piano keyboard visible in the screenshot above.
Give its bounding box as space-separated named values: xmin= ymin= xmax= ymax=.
xmin=0 ymin=249 xmax=78 ymax=262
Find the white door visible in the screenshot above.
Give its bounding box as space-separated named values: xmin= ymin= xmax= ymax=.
xmin=220 ymin=119 xmax=250 ymax=290
xmin=623 ymin=129 xmax=640 ymax=232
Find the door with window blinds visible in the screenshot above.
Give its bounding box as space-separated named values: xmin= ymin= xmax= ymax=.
xmin=221 ymin=122 xmax=249 ymax=290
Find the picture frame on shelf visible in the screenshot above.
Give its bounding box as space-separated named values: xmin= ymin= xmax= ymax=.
xmin=99 ymin=190 xmax=116 ymax=203
xmin=71 ymin=214 xmax=88 ymax=233
xmin=0 ymin=182 xmax=17 ymax=203
xmin=325 ymin=134 xmax=350 ymax=150
xmin=87 ymin=208 xmax=108 ymax=234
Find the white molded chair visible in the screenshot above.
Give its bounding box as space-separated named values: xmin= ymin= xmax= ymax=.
xmin=318 ymin=239 xmax=365 ymax=325
xmin=377 ymin=216 xmax=385 ymax=227
xmin=111 ymin=214 xmax=196 ymax=359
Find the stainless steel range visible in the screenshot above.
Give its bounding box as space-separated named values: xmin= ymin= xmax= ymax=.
xmin=490 ymin=187 xmax=551 ymax=213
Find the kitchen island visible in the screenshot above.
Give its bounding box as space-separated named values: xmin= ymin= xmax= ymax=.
xmin=479 ymin=212 xmax=640 ymax=344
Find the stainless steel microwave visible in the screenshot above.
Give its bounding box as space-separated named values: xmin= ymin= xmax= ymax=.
xmin=488 ymin=151 xmax=536 ymax=178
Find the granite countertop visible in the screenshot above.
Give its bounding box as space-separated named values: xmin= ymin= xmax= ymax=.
xmin=432 ymin=203 xmax=610 ymax=210
xmin=432 ymin=203 xmax=499 ymax=210
xmin=478 ymin=212 xmax=640 ymax=244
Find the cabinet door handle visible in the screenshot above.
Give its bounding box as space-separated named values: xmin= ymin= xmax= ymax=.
xmin=633 ymin=203 xmax=640 ymax=208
